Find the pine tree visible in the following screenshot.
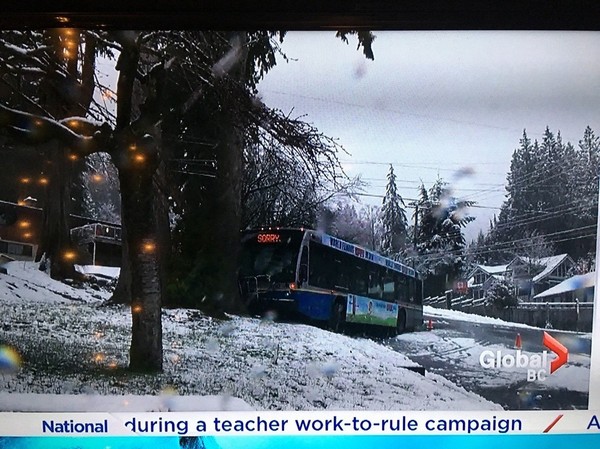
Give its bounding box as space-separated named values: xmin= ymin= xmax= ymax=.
xmin=490 ymin=127 xmax=597 ymax=261
xmin=576 ymin=126 xmax=600 ymax=222
xmin=379 ymin=164 xmax=408 ymax=258
xmin=414 ymin=177 xmax=474 ymax=296
xmin=494 ymin=130 xmax=536 ymax=246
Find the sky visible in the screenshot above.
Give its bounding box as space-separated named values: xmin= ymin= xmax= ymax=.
xmin=256 ymin=31 xmax=600 ymax=240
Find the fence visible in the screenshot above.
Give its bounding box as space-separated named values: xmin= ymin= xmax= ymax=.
xmin=423 ymin=293 xmax=594 ymax=332
xmin=0 ymin=238 xmax=37 ymax=261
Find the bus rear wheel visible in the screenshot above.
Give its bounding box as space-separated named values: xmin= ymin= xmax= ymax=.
xmin=395 ymin=308 xmax=406 ymax=335
xmin=329 ymin=298 xmax=346 ymax=333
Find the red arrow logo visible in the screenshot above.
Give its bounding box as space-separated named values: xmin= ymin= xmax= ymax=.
xmin=543 ymin=332 xmax=568 ymax=374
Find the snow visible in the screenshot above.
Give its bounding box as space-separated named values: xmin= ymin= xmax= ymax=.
xmin=509 ymin=254 xmax=570 ymax=282
xmin=75 ymin=264 xmax=121 ymax=279
xmin=0 ymin=261 xmax=112 ymax=304
xmin=424 ymin=305 xmax=540 ymax=330
xmin=424 ymin=305 xmax=592 ymax=336
xmin=531 ymin=255 xmax=569 ymax=282
xmin=60 ymin=116 xmax=104 ymax=128
xmin=534 ymin=272 xmax=595 ymax=299
xmin=396 ymin=331 xmax=590 ymax=393
xmin=474 ymin=264 xmax=509 ymax=275
xmin=0 ymin=262 xmax=499 ymax=412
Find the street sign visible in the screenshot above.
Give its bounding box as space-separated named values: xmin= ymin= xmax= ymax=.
xmin=453 ymin=280 xmax=468 ymax=294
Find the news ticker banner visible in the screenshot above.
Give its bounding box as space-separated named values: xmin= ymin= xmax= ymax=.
xmin=3 ymin=435 xmax=600 ymax=449
xmin=2 ymin=410 xmax=600 ymax=437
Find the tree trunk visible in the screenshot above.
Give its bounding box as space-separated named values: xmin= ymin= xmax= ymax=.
xmin=37 ymin=30 xmax=96 ymax=280
xmin=196 ymin=34 xmax=248 ymax=314
xmin=119 ymin=153 xmax=164 ymax=372
xmin=39 ymin=141 xmax=77 ymax=279
xmin=216 ymin=117 xmax=244 ymax=313
xmin=112 ymin=34 xmax=166 ymax=372
xmin=109 ymin=160 xmax=168 ymax=308
xmin=108 ymin=223 xmax=132 ymax=304
xmin=198 ymin=107 xmax=244 ymax=314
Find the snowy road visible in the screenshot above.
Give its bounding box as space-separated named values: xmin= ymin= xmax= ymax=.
xmin=389 ymin=310 xmax=591 ymax=410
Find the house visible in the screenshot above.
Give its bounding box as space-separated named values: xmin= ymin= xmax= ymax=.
xmin=467 ymin=263 xmax=509 ymax=299
xmin=533 ymin=272 xmax=595 ymax=303
xmin=70 ymin=223 xmax=122 ymax=266
xmin=0 ymin=200 xmax=40 ymax=261
xmin=0 ymin=200 xmax=121 ymax=266
xmin=506 ymin=254 xmax=575 ymax=301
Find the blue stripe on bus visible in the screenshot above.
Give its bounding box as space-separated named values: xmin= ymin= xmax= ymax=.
xmin=291 ymin=290 xmax=336 ymax=321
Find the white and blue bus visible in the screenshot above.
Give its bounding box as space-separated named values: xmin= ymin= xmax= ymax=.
xmin=239 ymin=228 xmax=423 ymax=334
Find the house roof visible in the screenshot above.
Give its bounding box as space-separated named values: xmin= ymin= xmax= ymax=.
xmin=467 ymin=265 xmax=508 ymax=288
xmin=468 ymin=264 xmax=508 ymax=280
xmin=477 ymin=264 xmax=509 ymax=275
xmin=508 ymin=254 xmax=572 ymax=282
xmin=534 ymin=272 xmax=595 ymax=299
xmin=532 ymin=254 xmax=571 ymax=282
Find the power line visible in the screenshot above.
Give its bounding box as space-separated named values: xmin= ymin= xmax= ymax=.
xmin=421 ymin=228 xmax=596 ymax=261
xmin=262 ymin=89 xmax=583 ymax=143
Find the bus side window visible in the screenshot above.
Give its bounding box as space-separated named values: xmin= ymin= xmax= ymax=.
xmin=354 ymin=263 xmax=367 ymax=296
xmin=395 ymin=273 xmax=407 ymax=303
xmin=368 ymin=272 xmax=382 ymax=298
xmin=411 ymin=279 xmax=422 ymax=304
xmin=309 ymin=244 xmax=324 ymax=288
xmin=383 ymin=274 xmax=395 ymax=301
xmin=334 ymin=257 xmax=349 ymax=290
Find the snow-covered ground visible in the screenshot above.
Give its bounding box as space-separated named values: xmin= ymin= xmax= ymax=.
xmin=425 ymin=305 xmax=552 ymax=331
xmin=395 ymin=330 xmax=590 ymax=393
xmin=0 ymin=262 xmax=500 ymax=412
xmin=395 ymin=304 xmax=592 ymax=410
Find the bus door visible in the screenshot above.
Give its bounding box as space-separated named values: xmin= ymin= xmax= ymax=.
xmin=298 ymin=246 xmax=309 ymax=287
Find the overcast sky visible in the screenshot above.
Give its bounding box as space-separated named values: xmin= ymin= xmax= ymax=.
xmin=256 ymin=31 xmax=600 ymax=239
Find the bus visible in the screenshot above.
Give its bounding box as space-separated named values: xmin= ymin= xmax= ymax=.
xmin=239 ymin=228 xmax=423 ymax=334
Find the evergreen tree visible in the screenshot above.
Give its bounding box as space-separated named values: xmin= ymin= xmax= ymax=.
xmin=485 ymin=279 xmax=517 ymax=310
xmin=489 ymin=127 xmax=597 ymax=261
xmin=414 ymin=177 xmax=474 ymax=295
xmin=379 ymin=164 xmax=408 ymax=258
xmin=572 ymin=126 xmax=600 ymax=257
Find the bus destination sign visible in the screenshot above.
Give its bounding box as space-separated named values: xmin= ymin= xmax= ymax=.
xmin=257 ymin=233 xmax=281 ymax=244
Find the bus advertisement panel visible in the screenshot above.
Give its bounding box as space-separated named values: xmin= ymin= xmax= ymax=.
xmin=346 ymin=294 xmax=398 ymax=327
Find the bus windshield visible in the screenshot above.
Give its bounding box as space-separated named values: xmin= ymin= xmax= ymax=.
xmin=240 ymin=230 xmax=303 ymax=283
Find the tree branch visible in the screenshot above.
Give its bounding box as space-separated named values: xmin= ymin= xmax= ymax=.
xmin=0 ymin=103 xmax=112 ymax=155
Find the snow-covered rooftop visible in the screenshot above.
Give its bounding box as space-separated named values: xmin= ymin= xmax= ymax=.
xmin=508 ymin=254 xmax=571 ymax=282
xmin=531 ymin=254 xmax=570 ymax=282
xmin=534 ymin=272 xmax=595 ymax=299
xmin=75 ymin=264 xmax=120 ymax=279
xmin=475 ymin=264 xmax=509 ymax=275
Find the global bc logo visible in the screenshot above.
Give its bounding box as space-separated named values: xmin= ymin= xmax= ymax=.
xmin=479 ymin=332 xmax=569 ymax=381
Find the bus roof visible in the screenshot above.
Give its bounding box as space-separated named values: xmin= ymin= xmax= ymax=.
xmin=243 ymin=228 xmax=419 ymax=279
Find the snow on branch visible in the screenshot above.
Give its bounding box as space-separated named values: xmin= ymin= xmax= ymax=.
xmin=0 ymin=103 xmax=112 ymax=155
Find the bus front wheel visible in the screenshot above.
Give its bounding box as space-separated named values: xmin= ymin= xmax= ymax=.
xmin=396 ymin=308 xmax=407 ymax=335
xmin=329 ymin=298 xmax=346 ymax=333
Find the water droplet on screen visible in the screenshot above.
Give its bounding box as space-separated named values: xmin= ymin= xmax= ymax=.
xmin=0 ymin=345 xmax=22 ymax=374
xmin=320 ymin=362 xmax=339 ymax=379
xmin=218 ymin=322 xmax=236 ymax=336
xmin=206 ymin=338 xmax=220 ymax=354
xmin=262 ymin=310 xmax=277 ymax=323
xmin=250 ymin=364 xmax=267 ymax=379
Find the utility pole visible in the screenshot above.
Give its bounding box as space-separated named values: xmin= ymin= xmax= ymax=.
xmin=411 ymin=202 xmax=419 ymax=251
